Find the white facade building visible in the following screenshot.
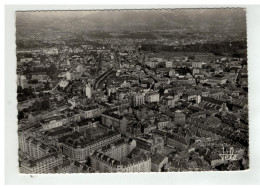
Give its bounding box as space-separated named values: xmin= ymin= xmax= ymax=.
xmin=86 ymin=84 xmax=92 ymax=99
xmin=145 ymin=92 xmax=160 ymax=103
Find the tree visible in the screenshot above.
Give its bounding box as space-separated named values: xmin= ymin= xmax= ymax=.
xmin=23 ymin=87 xmax=33 ymax=96
xmin=18 ymin=111 xmax=25 ymax=120
xmin=32 ymin=100 xmax=41 ymax=111
xmin=41 ymin=96 xmax=51 ymax=110
xmin=24 ymin=72 xmax=32 ymax=80
xmin=30 ymin=79 xmax=38 ymax=85
xmin=17 ymin=86 xmax=23 ymax=93
xmin=224 ymin=67 xmax=231 ymax=72
xmin=241 ymin=60 xmax=247 ymax=67
xmin=188 ymin=55 xmax=195 ymax=60
xmin=44 ymin=81 xmax=51 ymax=90
xmin=41 ymin=100 xmax=50 ymax=111
xmin=47 ymin=63 xmax=58 ymax=80
xmin=49 ymin=63 xmax=57 ymax=73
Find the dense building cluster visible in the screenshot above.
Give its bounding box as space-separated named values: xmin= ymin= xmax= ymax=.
xmin=17 ymin=11 xmax=248 ymax=173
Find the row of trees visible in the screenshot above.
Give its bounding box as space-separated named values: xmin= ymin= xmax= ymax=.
xmin=17 ymin=84 xmax=52 ymax=102
xmin=23 ymin=63 xmax=58 ymax=81
xmin=16 ymin=39 xmax=55 ymax=49
xmin=18 ymin=97 xmax=51 ymax=121
xmin=31 ymin=98 xmax=51 ymax=112
xmin=17 ymin=86 xmax=36 ymax=102
xmin=140 ymin=41 xmax=247 ymax=58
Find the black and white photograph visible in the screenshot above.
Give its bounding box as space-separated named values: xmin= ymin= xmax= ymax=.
xmin=15 ymin=8 xmax=250 ymax=174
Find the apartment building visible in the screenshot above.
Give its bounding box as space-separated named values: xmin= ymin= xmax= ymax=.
xmin=20 ymin=152 xmax=63 ymax=174
xmin=24 ymin=137 xmax=55 ymax=159
xmin=145 ymin=92 xmax=160 ymax=103
xmin=135 ymin=135 xmax=164 ymax=153
xmin=79 ymin=105 xmax=101 ymax=119
xmin=40 ymin=115 xmax=66 ymax=130
xmin=132 ymin=93 xmax=145 ymax=107
xmin=101 ymin=112 xmax=127 ymax=133
xmin=166 ymin=134 xmax=189 ymax=150
xmin=100 ymin=138 xmax=136 ymax=161
xmin=61 ymin=131 xmax=121 ymax=162
xmin=90 ymin=151 xmax=151 ymax=173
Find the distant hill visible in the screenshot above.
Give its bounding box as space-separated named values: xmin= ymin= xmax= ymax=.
xmin=16 ymin=9 xmax=246 ymax=34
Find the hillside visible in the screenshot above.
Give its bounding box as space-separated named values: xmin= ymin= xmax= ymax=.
xmin=16 ymin=9 xmax=246 ymax=34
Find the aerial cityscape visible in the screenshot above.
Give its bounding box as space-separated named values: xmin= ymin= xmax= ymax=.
xmin=16 ymin=9 xmax=249 ymax=173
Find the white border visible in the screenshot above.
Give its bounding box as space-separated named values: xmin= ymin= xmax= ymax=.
xmin=4 ymin=4 xmax=260 ymax=185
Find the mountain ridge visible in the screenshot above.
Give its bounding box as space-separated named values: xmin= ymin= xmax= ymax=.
xmin=16 ymin=9 xmax=246 ymax=34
